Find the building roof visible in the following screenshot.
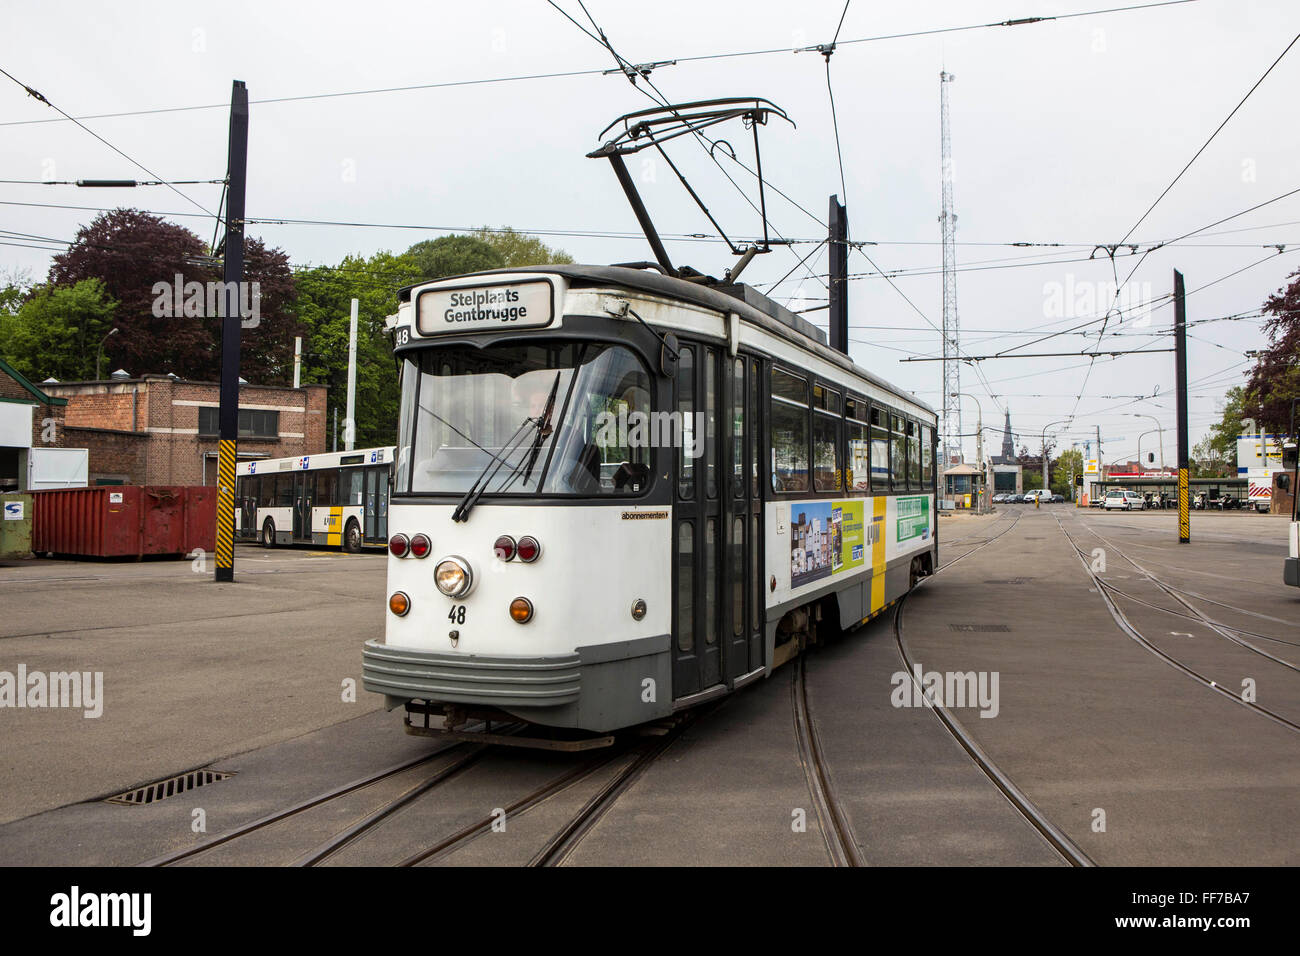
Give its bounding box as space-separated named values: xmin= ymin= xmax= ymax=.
xmin=0 ymin=357 xmax=67 ymax=406
xmin=943 ymin=463 xmax=981 ymax=475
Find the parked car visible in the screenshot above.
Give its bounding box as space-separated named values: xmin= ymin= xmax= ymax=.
xmin=1103 ymin=490 xmax=1145 ymax=511
xmin=1023 ymin=489 xmax=1051 ymax=503
xmin=1049 ymin=494 xmax=1065 ymax=503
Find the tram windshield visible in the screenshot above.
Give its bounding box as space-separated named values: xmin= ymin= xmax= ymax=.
xmin=398 ymin=341 xmax=653 ymax=497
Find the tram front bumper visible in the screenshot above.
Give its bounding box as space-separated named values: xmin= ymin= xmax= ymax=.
xmin=362 ymin=636 xmax=672 ymax=732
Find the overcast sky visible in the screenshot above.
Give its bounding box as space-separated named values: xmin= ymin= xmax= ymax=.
xmin=3 ymin=0 xmax=1297 ymax=464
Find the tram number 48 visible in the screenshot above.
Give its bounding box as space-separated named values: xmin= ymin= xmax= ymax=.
xmin=448 ymin=605 xmax=467 ymax=624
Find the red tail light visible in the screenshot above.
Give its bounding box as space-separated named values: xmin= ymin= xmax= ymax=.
xmin=389 ymin=534 xmax=410 ymax=558
xmin=516 ymin=536 xmax=541 ymax=563
xmin=494 ymin=535 xmax=517 ymax=561
xmin=409 ymin=533 xmax=431 ymax=558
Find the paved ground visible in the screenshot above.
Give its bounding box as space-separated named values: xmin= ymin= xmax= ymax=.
xmin=0 ymin=508 xmax=1295 ymax=865
xmin=0 ymin=544 xmax=387 ymax=824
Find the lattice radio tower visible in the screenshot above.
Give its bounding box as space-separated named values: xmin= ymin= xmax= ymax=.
xmin=939 ymin=70 xmax=962 ymax=465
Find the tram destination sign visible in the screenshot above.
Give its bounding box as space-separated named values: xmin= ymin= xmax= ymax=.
xmin=416 ymin=278 xmax=554 ymax=335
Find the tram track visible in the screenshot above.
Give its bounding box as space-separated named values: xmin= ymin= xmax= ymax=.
xmin=1080 ymin=521 xmax=1300 ymax=671
xmin=891 ymin=510 xmax=1094 ymax=868
xmin=791 ymin=658 xmax=863 ymax=866
xmin=142 ymin=715 xmax=698 ymax=867
xmin=1055 ymin=514 xmax=1300 ymax=734
xmin=142 ymin=737 xmax=478 ymax=866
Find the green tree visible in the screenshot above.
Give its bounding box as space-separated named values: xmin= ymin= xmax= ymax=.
xmin=0 ymin=266 xmax=32 ymax=315
xmin=472 ymin=226 xmax=574 ymax=267
xmin=1192 ymin=436 xmax=1233 ymax=478
xmin=1204 ymin=386 xmax=1248 ymax=463
xmin=1051 ymin=448 xmax=1083 ymax=497
xmin=405 ymin=235 xmax=503 ymax=281
xmin=1245 ymin=266 xmax=1300 ymax=434
xmin=293 ymin=251 xmax=420 ymax=448
xmin=0 ymin=278 xmax=118 ymax=381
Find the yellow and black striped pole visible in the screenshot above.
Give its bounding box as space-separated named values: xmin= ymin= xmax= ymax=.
xmin=1174 ymin=269 xmax=1190 ymax=544
xmin=215 ymin=80 xmax=248 ymax=583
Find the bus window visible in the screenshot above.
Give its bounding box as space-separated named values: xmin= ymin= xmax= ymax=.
xmin=845 ymin=396 xmax=870 ymax=494
xmin=318 ymin=469 xmax=338 ymax=508
xmin=891 ymin=414 xmax=907 ymax=489
xmin=257 ymin=475 xmax=273 ymax=508
xmin=275 ymin=475 xmax=293 ymax=507
xmin=770 ymin=368 xmax=809 ymax=493
xmin=813 ymin=384 xmax=841 ymax=492
xmin=347 ymin=468 xmax=364 ymax=506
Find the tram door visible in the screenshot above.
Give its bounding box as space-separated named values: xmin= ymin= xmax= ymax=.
xmin=673 ymin=344 xmax=723 ymax=697
xmin=726 ymin=355 xmax=763 ymax=678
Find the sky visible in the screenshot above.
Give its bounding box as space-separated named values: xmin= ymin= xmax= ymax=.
xmin=2 ymin=0 xmax=1297 ymax=466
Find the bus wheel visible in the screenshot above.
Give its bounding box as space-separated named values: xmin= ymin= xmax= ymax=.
xmin=343 ymin=519 xmax=362 ymax=554
xmin=261 ymin=519 xmax=276 ymax=548
xmin=909 ymin=556 xmax=922 ymax=591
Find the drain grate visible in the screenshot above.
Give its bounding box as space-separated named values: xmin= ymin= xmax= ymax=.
xmin=105 ymin=768 xmax=235 ymax=806
xmin=984 ymin=577 xmax=1034 ymax=585
xmin=948 ymin=623 xmax=1012 ymax=632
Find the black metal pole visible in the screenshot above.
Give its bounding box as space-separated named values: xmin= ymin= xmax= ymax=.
xmin=1174 ymin=269 xmax=1189 ymax=544
xmin=215 ymin=80 xmax=248 ymax=583
xmin=607 ymin=153 xmax=676 ymax=277
xmin=828 ymin=195 xmax=849 ymax=355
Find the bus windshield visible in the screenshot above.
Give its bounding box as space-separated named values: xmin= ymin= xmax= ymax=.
xmin=398 ymin=341 xmax=653 ymax=497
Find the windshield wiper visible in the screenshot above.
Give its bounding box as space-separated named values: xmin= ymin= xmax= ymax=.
xmin=500 ymin=372 xmax=563 ymax=493
xmin=450 ymin=415 xmax=540 ymax=523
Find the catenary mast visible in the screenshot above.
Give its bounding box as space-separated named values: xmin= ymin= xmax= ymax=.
xmin=939 ymin=70 xmax=962 ymax=465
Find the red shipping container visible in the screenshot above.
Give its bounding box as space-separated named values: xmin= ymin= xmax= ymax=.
xmin=33 ymin=486 xmax=216 ymax=558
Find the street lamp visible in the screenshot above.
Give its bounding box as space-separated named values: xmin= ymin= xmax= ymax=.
xmin=1041 ymin=419 xmax=1069 ymax=495
xmin=1136 ymin=429 xmax=1162 ymax=472
xmin=951 ymin=391 xmax=989 ymax=513
xmin=1129 ymin=413 xmax=1165 ymax=470
xmin=95 ymin=327 xmax=118 ymax=380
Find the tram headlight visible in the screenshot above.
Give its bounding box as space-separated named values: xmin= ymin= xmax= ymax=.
xmin=434 ymin=556 xmax=473 ymax=597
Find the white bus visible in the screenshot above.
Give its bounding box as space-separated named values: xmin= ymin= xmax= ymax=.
xmin=235 ymin=447 xmax=394 ymax=551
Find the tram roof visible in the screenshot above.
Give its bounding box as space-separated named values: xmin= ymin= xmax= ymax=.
xmin=400 ymin=264 xmax=936 ymax=418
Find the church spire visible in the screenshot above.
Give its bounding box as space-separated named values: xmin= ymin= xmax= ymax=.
xmin=1001 ymin=406 xmax=1015 ymax=460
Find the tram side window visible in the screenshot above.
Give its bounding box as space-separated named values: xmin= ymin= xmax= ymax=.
xmin=870 ymin=407 xmax=890 ymax=493
xmin=812 ymin=384 xmax=841 ymax=492
xmin=844 ymin=396 xmax=869 ymax=495
xmin=770 ymin=368 xmax=810 ymax=493
xmin=891 ymin=414 xmax=907 ymax=489
xmin=907 ymin=421 xmax=921 ymax=486
xmin=921 ymin=424 xmax=934 ymax=486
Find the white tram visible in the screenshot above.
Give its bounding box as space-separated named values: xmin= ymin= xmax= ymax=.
xmin=363 ymin=266 xmax=939 ymax=734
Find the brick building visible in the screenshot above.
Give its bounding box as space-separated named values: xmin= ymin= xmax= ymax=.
xmin=41 ymin=375 xmax=328 ymax=485
xmin=0 ymin=358 xmax=70 ymax=491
